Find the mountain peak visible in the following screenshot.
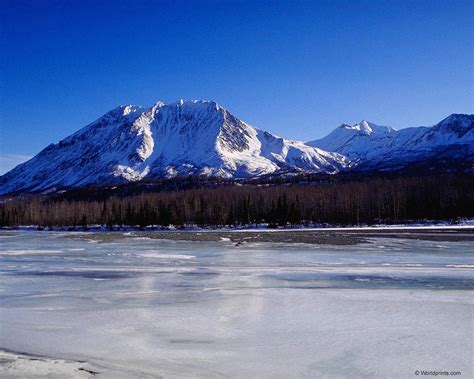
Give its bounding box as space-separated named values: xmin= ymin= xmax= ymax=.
xmin=338 ymin=120 xmax=394 ymax=135
xmin=356 ymin=120 xmax=373 ymax=133
xmin=308 ymin=113 xmax=473 ymax=166
xmin=438 ymin=113 xmax=473 ymax=126
xmin=0 ymin=100 xmax=347 ymax=194
xmin=105 ymin=104 xmax=142 ymax=118
xmin=433 ymin=113 xmax=474 ymax=138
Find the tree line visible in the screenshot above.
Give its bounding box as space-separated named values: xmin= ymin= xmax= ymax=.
xmin=1 ymin=174 xmax=473 ymax=227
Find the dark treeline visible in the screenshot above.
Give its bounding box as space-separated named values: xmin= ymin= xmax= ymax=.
xmin=1 ymin=174 xmax=473 ymax=227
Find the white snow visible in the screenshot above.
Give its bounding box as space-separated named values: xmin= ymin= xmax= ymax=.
xmin=0 ymin=350 xmax=95 ymax=378
xmin=308 ymin=114 xmax=474 ymax=167
xmin=0 ymin=106 xmax=472 ymax=194
xmin=0 ymin=100 xmax=347 ymax=194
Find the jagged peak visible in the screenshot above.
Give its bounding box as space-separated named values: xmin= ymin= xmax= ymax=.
xmin=357 ymin=120 xmax=373 ymax=133
xmin=164 ymin=99 xmax=223 ymax=109
xmin=338 ymin=120 xmax=374 ymax=133
xmin=109 ymin=104 xmax=143 ymax=117
xmin=151 ymin=100 xmax=166 ymax=109
xmin=144 ymin=100 xmax=228 ymax=120
xmin=437 ymin=113 xmax=473 ymax=126
xmin=338 ymin=120 xmax=395 ymax=135
xmin=124 ymin=99 xmax=228 ymax=115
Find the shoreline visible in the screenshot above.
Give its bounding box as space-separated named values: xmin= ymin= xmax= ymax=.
xmin=3 ymin=225 xmax=474 ymax=244
xmin=2 ymin=221 xmax=474 ymax=232
xmin=0 ymin=349 xmax=99 ymax=378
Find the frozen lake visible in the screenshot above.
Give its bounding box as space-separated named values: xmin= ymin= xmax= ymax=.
xmin=0 ymin=231 xmax=473 ymax=378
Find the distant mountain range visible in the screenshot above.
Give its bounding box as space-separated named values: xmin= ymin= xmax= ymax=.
xmin=0 ymin=100 xmax=472 ymax=195
xmin=307 ymin=114 xmax=474 ymax=171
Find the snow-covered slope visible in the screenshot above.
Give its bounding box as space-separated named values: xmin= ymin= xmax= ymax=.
xmin=0 ymin=100 xmax=348 ymax=194
xmin=307 ymin=120 xmax=396 ymax=158
xmin=308 ymin=114 xmax=474 ymax=169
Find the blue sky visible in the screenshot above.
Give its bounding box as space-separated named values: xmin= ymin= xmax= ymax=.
xmin=1 ymin=0 xmax=472 ymax=173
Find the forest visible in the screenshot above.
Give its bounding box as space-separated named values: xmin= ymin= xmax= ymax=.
xmin=1 ymin=174 xmax=473 ymax=228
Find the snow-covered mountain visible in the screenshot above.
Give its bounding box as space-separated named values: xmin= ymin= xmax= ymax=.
xmin=0 ymin=100 xmax=348 ymax=194
xmin=1 ymin=102 xmax=472 ymax=195
xmin=307 ymin=120 xmax=396 ymax=157
xmin=307 ymin=114 xmax=474 ymax=170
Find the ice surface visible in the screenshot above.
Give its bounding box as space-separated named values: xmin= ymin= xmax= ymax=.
xmin=0 ymin=350 xmax=96 ymax=378
xmin=0 ymin=231 xmax=472 ymax=378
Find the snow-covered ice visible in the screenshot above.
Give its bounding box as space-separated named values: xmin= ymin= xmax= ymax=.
xmin=0 ymin=231 xmax=472 ymax=378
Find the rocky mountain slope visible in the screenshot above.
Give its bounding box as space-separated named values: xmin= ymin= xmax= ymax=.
xmin=0 ymin=100 xmax=348 ymax=194
xmin=1 ymin=100 xmax=472 ymax=195
xmin=307 ymin=114 xmax=474 ymax=170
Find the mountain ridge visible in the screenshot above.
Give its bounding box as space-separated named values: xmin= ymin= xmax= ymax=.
xmin=0 ymin=100 xmax=348 ymax=194
xmin=1 ymin=101 xmax=472 ymax=195
xmin=307 ymin=113 xmax=474 ymax=170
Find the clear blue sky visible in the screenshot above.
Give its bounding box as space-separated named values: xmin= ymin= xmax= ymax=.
xmin=1 ymin=0 xmax=472 ymax=173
